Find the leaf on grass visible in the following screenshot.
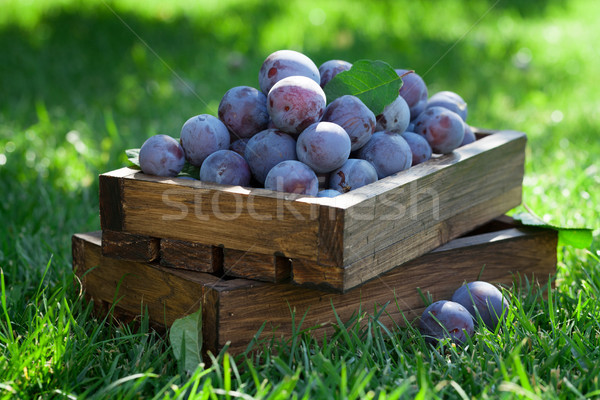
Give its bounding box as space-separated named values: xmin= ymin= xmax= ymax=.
xmin=125 ymin=148 xmax=140 ymax=168
xmin=512 ymin=211 xmax=593 ymax=249
xmin=170 ymin=307 xmax=202 ymax=373
xmin=323 ymin=59 xmax=402 ymax=116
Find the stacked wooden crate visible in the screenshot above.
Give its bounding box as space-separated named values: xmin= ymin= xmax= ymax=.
xmin=72 ymin=129 xmax=558 ymax=354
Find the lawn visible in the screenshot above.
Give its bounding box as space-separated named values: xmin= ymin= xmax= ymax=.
xmin=0 ymin=0 xmax=599 ymax=398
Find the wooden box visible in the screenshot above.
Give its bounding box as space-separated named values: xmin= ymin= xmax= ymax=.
xmin=99 ymin=130 xmax=526 ymax=292
xmin=73 ymin=217 xmax=557 ymax=355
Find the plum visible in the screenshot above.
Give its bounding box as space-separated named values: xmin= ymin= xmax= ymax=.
xmin=218 ymin=86 xmax=269 ymax=139
xmin=180 ymin=114 xmax=230 ymax=167
xmin=296 ymin=121 xmax=351 ymax=173
xmin=395 ymin=69 xmax=428 ymax=121
xmin=244 ymin=129 xmax=297 ymax=184
xmin=357 ymin=131 xmax=412 ymax=178
xmin=267 ymin=75 xmax=326 ymax=135
xmin=138 ymin=134 xmax=186 ymax=177
xmin=199 ymin=149 xmax=251 ymax=187
xmin=318 ymin=59 xmax=352 ymax=87
xmin=322 ymin=95 xmax=375 ymax=151
xmin=259 ymin=49 xmax=320 ymax=95
xmin=328 ymin=159 xmax=378 ymax=193
xmin=413 ymin=106 xmax=464 ymax=154
xmin=451 ymin=281 xmax=509 ymax=330
xmin=427 ymin=90 xmax=468 ymax=121
xmin=401 ymin=131 xmax=432 ymax=166
xmin=461 ymin=123 xmax=476 ymax=146
xmin=317 ymin=189 xmax=342 ymax=198
xmin=419 ymin=300 xmax=474 ymax=345
xmin=375 ymin=95 xmax=411 ymax=134
xmin=264 ymin=160 xmax=319 ymax=196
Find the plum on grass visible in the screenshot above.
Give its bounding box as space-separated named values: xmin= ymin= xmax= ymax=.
xmin=357 ymin=131 xmax=412 ymax=179
xmin=139 ymin=134 xmax=186 ymax=177
xmin=401 ymin=131 xmax=432 ymax=166
xmin=322 ymin=95 xmax=375 ymax=151
xmin=264 ymin=160 xmax=318 ymax=196
xmin=259 ymin=49 xmax=320 ymax=95
xmin=218 ymin=86 xmax=269 ymax=139
xmin=244 ymin=129 xmax=297 ymax=184
xmin=296 ymin=121 xmax=351 ymax=174
xmin=451 ymin=281 xmax=509 ymax=330
xmin=419 ymin=300 xmax=474 ymax=345
xmin=267 ymin=75 xmax=326 ymax=135
xmin=317 ymin=189 xmax=342 ymax=198
xmin=413 ymin=106 xmax=464 ymax=154
xmin=318 ymin=59 xmax=352 ymax=87
xmin=199 ymin=149 xmax=251 ymax=187
xmin=180 ymin=114 xmax=230 ymax=167
xmin=328 ymin=159 xmax=378 ymax=193
xmin=375 ymin=95 xmax=411 ymax=134
xmin=427 ymin=90 xmax=468 ymax=121
xmin=395 ymin=69 xmax=428 ymax=120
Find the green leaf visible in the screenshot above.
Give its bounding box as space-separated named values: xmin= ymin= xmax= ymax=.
xmin=323 ymin=59 xmax=403 ymax=115
xmin=169 ymin=307 xmax=203 ymax=373
xmin=512 ymin=211 xmax=593 ymax=249
xmin=125 ymin=148 xmax=140 ymax=168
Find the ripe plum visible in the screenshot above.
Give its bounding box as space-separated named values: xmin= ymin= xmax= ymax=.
xmin=244 ymin=129 xmax=297 ymax=184
xmin=229 ymin=138 xmax=250 ymax=158
xmin=395 ymin=69 xmax=428 ymax=120
xmin=218 ymin=86 xmax=269 ymax=139
xmin=401 ymin=131 xmax=432 ymax=166
xmin=419 ymin=300 xmax=474 ymax=345
xmin=264 ymin=160 xmax=319 ymax=196
xmin=375 ymin=95 xmax=411 ymax=134
xmin=427 ymin=91 xmax=468 ymax=121
xmin=357 ymin=131 xmax=412 ymax=178
xmin=139 ymin=134 xmax=186 ymax=177
xmin=413 ymin=106 xmax=464 ymax=154
xmin=461 ymin=123 xmax=476 ymax=146
xmin=259 ymin=49 xmax=320 ymax=95
xmin=328 ymin=159 xmax=378 ymax=193
xmin=199 ymin=149 xmax=251 ymax=187
xmin=318 ymin=59 xmax=352 ymax=87
xmin=180 ymin=114 xmax=230 ymax=166
xmin=322 ymin=95 xmax=375 ymax=151
xmin=451 ymin=281 xmax=509 ymax=330
xmin=317 ymin=189 xmax=342 ymax=198
xmin=267 ymin=76 xmax=326 ymax=135
xmin=296 ymin=121 xmax=351 ymax=173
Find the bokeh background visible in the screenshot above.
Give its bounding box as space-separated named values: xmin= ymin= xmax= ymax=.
xmin=0 ymin=0 xmax=598 ymax=305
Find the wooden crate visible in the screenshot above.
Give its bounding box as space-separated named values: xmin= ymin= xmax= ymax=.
xmin=99 ymin=130 xmax=526 ymax=292
xmin=73 ymin=218 xmax=557 ymax=355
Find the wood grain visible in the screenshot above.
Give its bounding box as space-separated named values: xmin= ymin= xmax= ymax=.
xmin=102 ymin=230 xmax=160 ymax=262
xmin=160 ymin=239 xmax=223 ymax=274
xmin=223 ymin=248 xmax=291 ymax=283
xmin=73 ymin=221 xmax=557 ymax=354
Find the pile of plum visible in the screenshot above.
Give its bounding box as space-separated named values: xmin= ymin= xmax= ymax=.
xmin=137 ymin=50 xmax=475 ymax=196
xmin=419 ymin=281 xmax=509 ymax=345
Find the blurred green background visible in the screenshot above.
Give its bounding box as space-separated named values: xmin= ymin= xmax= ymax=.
xmin=0 ymin=0 xmax=598 ymax=289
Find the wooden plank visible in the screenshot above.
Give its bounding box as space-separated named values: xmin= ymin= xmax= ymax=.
xmin=223 ymin=248 xmax=291 ymax=283
xmin=118 ymin=175 xmax=320 ymax=260
xmin=99 ymin=167 xmax=136 ymax=231
xmin=160 ymin=239 xmax=223 ymax=274
xmin=73 ymin=221 xmax=557 ymax=354
xmin=102 ymin=230 xmax=159 ymax=262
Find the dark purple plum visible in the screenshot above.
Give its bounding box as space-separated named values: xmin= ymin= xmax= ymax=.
xmin=199 ymin=149 xmax=251 ymax=187
xmin=328 ymin=159 xmax=378 ymax=193
xmin=318 ymin=59 xmax=352 ymax=88
xmin=317 ymin=189 xmax=342 ymax=198
xmin=259 ymin=49 xmax=320 ymax=95
xmin=296 ymin=121 xmax=351 ymax=173
xmin=413 ymin=106 xmax=464 ymax=154
xmin=461 ymin=123 xmax=476 ymax=146
xmin=180 ymin=114 xmax=230 ymax=167
xmin=401 ymin=131 xmax=432 ymax=166
xmin=139 ymin=134 xmax=186 ymax=177
xmin=229 ymin=138 xmax=250 ymax=158
xmin=427 ymin=91 xmax=468 ymax=121
xmin=264 ymin=160 xmax=318 ymax=196
xmin=419 ymin=300 xmax=474 ymax=345
xmin=451 ymin=281 xmax=509 ymax=330
xmin=357 ymin=131 xmax=412 ymax=179
xmin=218 ymin=86 xmax=269 ymax=139
xmin=395 ymin=69 xmax=428 ymax=120
xmin=244 ymin=129 xmax=297 ymax=184
xmin=322 ymin=95 xmax=375 ymax=151
xmin=267 ymin=76 xmax=326 ymax=135
xmin=375 ymin=95 xmax=411 ymax=134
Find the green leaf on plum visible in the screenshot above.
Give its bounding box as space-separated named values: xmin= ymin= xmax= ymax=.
xmin=323 ymin=59 xmax=403 ymax=115
xmin=125 ymin=148 xmax=140 ymax=168
xmin=512 ymin=211 xmax=593 ymax=249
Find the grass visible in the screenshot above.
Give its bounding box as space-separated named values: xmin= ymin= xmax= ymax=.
xmin=0 ymin=0 xmax=599 ymax=398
